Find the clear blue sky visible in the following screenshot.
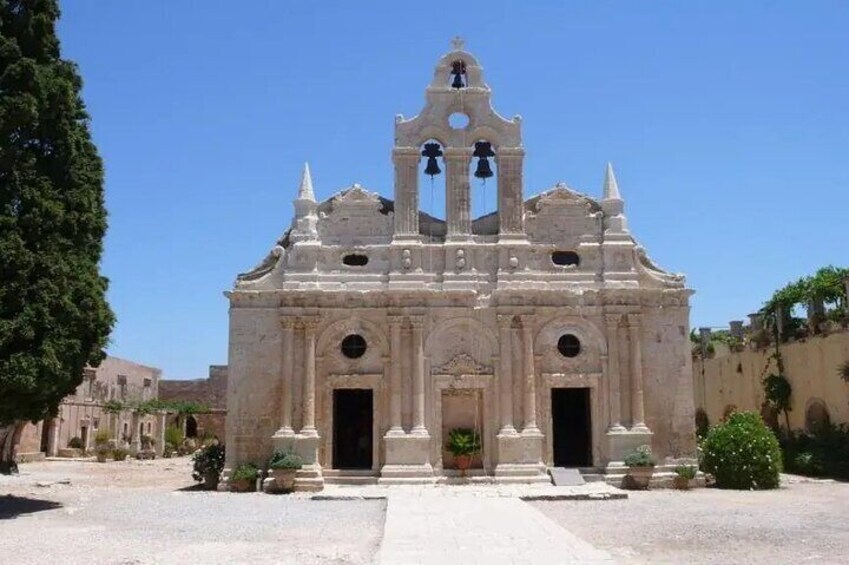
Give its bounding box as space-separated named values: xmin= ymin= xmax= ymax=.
xmin=57 ymin=1 xmax=849 ymax=379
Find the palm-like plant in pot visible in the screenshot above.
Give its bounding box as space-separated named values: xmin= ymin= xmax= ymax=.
xmin=446 ymin=428 xmax=482 ymax=477
xmin=268 ymin=448 xmax=303 ymax=492
xmin=623 ymin=444 xmax=655 ymax=489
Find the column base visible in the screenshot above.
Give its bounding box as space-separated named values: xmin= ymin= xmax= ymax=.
xmin=379 ymin=433 xmax=434 ymax=483
xmin=494 ymin=432 xmax=546 ymax=482
xmin=605 ymin=427 xmax=653 ymax=463
xmin=272 ymin=432 xmax=324 ymax=492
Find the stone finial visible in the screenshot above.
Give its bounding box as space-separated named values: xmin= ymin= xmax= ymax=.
xmin=297 ymin=162 xmax=315 ymax=203
xmin=602 ymin=162 xmax=622 ymax=202
xmin=451 ymin=36 xmax=466 ymax=51
xmin=747 ymin=313 xmax=762 ymax=331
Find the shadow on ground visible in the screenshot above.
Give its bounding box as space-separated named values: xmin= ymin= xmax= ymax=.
xmin=174 ymin=483 xmax=212 ymax=492
xmin=0 ymin=495 xmax=62 ymax=519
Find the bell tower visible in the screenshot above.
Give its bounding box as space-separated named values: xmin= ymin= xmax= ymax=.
xmin=392 ymin=38 xmax=526 ymax=244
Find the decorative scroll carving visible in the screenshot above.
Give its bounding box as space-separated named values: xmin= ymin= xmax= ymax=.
xmin=432 ymin=353 xmax=493 ymax=376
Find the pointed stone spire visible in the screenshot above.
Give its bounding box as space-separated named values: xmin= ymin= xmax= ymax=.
xmin=297 ymin=162 xmax=315 ymax=202
xmin=603 ymin=162 xmax=621 ymax=201
xmin=601 ymin=162 xmax=628 ymax=235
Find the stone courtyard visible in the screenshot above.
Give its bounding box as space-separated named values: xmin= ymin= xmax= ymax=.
xmin=3 ymin=459 xmax=848 ymax=564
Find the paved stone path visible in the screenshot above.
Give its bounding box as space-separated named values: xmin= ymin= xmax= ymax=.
xmin=379 ymin=495 xmax=615 ymax=564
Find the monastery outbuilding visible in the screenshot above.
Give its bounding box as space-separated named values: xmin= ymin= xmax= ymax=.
xmin=224 ymin=40 xmax=697 ymax=489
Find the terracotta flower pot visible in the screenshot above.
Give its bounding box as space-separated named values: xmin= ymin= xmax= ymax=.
xmin=673 ymin=476 xmax=691 ymax=490
xmin=203 ymin=470 xmax=220 ymax=491
xmin=272 ymin=468 xmax=298 ymax=491
xmin=229 ymin=478 xmax=253 ymax=493
xmin=625 ymin=466 xmax=653 ymax=490
xmin=455 ymin=454 xmax=472 ymax=477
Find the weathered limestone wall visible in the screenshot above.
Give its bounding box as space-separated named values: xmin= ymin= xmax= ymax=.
xmin=160 ymin=365 xmax=228 ymax=439
xmin=694 ymin=330 xmax=849 ymax=429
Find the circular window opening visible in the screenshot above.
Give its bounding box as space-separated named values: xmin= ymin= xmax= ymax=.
xmin=557 ymin=334 xmax=581 ymax=358
xmin=551 ymin=251 xmax=580 ymax=267
xmin=341 ymin=334 xmax=367 ymax=359
xmin=448 ymin=112 xmax=470 ymax=129
xmin=343 ymin=254 xmax=368 ymax=267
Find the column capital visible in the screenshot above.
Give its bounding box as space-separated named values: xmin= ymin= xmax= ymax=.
xmin=388 ymin=315 xmax=405 ymax=328
xmin=605 ymin=313 xmax=623 ymax=326
xmin=409 ymin=316 xmax=426 ymax=330
xmin=627 ymin=313 xmax=642 ymax=328
xmin=281 ymin=317 xmax=297 ymax=330
xmin=393 ymin=146 xmax=421 ymax=159
xmin=298 ymin=316 xmax=321 ymax=331
xmin=497 ymin=314 xmax=514 ymax=328
xmin=494 ymin=146 xmax=525 ymax=158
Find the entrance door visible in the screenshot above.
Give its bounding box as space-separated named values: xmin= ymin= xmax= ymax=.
xmin=332 ymin=389 xmax=373 ymax=470
xmin=551 ymin=388 xmax=592 ymax=467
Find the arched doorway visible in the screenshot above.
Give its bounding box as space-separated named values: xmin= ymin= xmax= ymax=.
xmin=185 ymin=415 xmax=198 ymax=438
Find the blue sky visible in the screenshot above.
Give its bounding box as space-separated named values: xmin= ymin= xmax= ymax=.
xmin=57 ymin=1 xmax=849 ymax=379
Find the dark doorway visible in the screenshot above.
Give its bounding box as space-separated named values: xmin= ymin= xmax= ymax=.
xmin=185 ymin=416 xmax=198 ymax=438
xmin=333 ymin=389 xmax=374 ymax=470
xmin=40 ymin=420 xmax=51 ymax=453
xmin=551 ymin=388 xmax=592 ymax=467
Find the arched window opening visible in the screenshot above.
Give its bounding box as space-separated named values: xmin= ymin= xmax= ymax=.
xmin=552 ymin=251 xmax=580 ymax=267
xmin=450 ymin=60 xmax=467 ymax=89
xmin=557 ymin=334 xmax=581 ymax=358
xmin=186 ymin=415 xmax=198 ymax=438
xmin=805 ymin=400 xmax=830 ymax=433
xmin=343 ymin=254 xmax=369 ymax=267
xmin=419 ymin=139 xmax=446 ymax=243
xmin=341 ymin=334 xmax=368 ymax=359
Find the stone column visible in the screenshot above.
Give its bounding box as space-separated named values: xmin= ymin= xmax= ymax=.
xmin=300 ymin=318 xmax=318 ymax=437
xmin=387 ymin=316 xmax=404 ymax=436
xmin=392 ymin=147 xmax=420 ymax=238
xmin=521 ymin=318 xmax=541 ymax=435
xmin=628 ymin=314 xmax=648 ymax=432
xmin=497 ymin=315 xmax=517 ymax=435
xmin=410 ymin=317 xmax=428 ymax=436
xmin=275 ymin=319 xmax=295 ymax=436
xmin=495 ymin=147 xmax=525 ymax=237
xmin=605 ymin=315 xmax=624 ymax=431
xmin=444 ymin=147 xmax=473 ymax=240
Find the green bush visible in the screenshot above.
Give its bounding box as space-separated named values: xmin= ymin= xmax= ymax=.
xmin=68 ymin=436 xmax=84 ymax=449
xmin=231 ymin=463 xmax=259 ymax=482
xmin=780 ymin=423 xmax=849 ymax=480
xmin=624 ymin=445 xmax=655 ymax=467
xmin=445 ymin=428 xmax=482 ymax=457
xmin=268 ymin=448 xmax=303 ymax=470
xmin=164 ymin=426 xmax=183 ymax=448
xmin=192 ymin=443 xmax=225 ymax=483
xmin=112 ymin=447 xmax=130 ymax=461
xmin=94 ymin=428 xmax=112 ymax=446
xmin=701 ymin=411 xmax=782 ymax=489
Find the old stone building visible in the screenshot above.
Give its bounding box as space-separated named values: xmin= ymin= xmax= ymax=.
xmin=159 ymin=365 xmax=228 ymax=441
xmin=225 ymin=40 xmax=696 ymax=489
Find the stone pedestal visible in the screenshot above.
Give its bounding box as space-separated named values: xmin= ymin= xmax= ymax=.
xmin=605 ymin=428 xmax=654 ymax=467
xmin=493 ymin=432 xmax=547 ymax=483
xmin=379 ymin=434 xmax=435 ymax=483
xmin=272 ymin=433 xmax=324 ymax=492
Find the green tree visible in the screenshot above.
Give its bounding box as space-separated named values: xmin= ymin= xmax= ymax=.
xmin=0 ymin=0 xmax=114 ymax=474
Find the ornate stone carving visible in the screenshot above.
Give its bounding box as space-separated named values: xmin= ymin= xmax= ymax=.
xmin=432 ymin=353 xmax=493 ymax=376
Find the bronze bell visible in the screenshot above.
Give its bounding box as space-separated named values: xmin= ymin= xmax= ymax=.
xmin=451 ymin=60 xmax=466 ymax=89
xmin=473 ymin=141 xmax=495 ymax=179
xmin=422 ymin=143 xmax=443 ymax=177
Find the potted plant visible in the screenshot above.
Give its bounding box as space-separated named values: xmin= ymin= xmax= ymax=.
xmin=673 ymin=465 xmax=697 ymax=490
xmin=446 ymin=428 xmax=482 ymax=477
xmin=230 ymin=463 xmax=259 ymax=492
xmin=112 ymin=447 xmax=130 ymax=461
xmin=268 ymin=448 xmax=303 ymax=492
xmin=192 ymin=443 xmax=225 ymax=490
xmin=623 ymin=445 xmax=655 ymax=489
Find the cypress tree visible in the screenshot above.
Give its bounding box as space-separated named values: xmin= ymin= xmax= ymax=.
xmin=0 ymin=0 xmax=114 ymax=473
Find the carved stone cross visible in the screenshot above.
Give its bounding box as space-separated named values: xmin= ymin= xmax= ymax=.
xmin=451 ymin=36 xmax=465 ymax=51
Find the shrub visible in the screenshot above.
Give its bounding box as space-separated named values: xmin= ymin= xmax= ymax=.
xmin=140 ymin=435 xmax=155 ymax=449
xmin=624 ymin=445 xmax=655 ymax=467
xmin=780 ymin=423 xmax=849 ymax=480
xmin=675 ymin=465 xmax=697 ymax=480
xmin=446 ymin=428 xmax=482 ymax=457
xmin=164 ymin=426 xmax=183 ymax=448
xmin=695 ymin=408 xmax=710 ymax=439
xmin=94 ymin=428 xmax=112 ymax=446
xmin=192 ymin=443 xmax=225 ymax=483
xmin=68 ymin=437 xmax=84 ymax=449
xmin=112 ymin=447 xmax=130 ymax=461
xmin=268 ymin=448 xmax=303 ymax=470
xmin=231 ymin=463 xmax=259 ymax=482
xmin=701 ymin=411 xmax=782 ymax=489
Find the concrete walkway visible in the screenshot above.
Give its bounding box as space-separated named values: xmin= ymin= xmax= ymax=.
xmin=379 ymin=495 xmax=615 ymax=564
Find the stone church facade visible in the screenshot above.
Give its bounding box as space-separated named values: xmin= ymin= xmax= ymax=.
xmin=224 ymin=40 xmax=696 ymax=489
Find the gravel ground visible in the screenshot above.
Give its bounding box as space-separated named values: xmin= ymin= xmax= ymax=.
xmin=531 ymin=475 xmax=849 ymax=564
xmin=0 ymin=458 xmax=385 ymax=565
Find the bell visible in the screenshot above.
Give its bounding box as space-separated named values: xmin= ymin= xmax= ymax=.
xmin=473 ymin=141 xmax=495 ymax=179
xmin=451 ymin=60 xmax=466 ymax=89
xmin=421 ymin=142 xmax=443 ymax=177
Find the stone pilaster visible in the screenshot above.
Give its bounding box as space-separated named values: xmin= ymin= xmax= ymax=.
xmin=497 ymin=315 xmax=517 ymax=436
xmin=605 ymin=315 xmax=625 ymax=432
xmin=300 ymin=318 xmax=318 ymax=437
xmin=521 ymin=318 xmax=541 ymax=436
xmin=392 ymin=147 xmax=420 ymax=239
xmin=386 ymin=316 xmax=404 ymax=436
xmin=628 ymin=314 xmax=649 ymax=433
xmin=495 ymin=147 xmax=525 ymax=238
xmin=273 ymin=318 xmax=295 ymax=437
xmin=410 ymin=316 xmax=428 ymax=436
xmin=444 ymin=147 xmax=473 ymax=240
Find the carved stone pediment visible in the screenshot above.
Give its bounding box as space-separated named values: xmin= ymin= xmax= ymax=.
xmin=432 ymin=353 xmax=493 ymax=375
xmin=333 ymin=184 xmax=382 ymax=210
xmin=532 ymin=184 xmax=601 ymax=215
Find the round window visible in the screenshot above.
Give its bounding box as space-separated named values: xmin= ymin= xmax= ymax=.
xmin=557 ymin=334 xmax=581 ymax=358
xmin=341 ymin=334 xmax=367 ymax=359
